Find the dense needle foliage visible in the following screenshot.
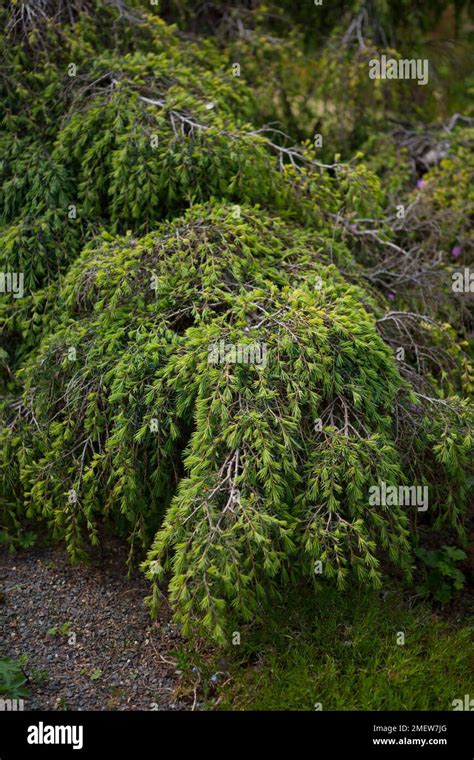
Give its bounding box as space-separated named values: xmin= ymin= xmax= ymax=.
xmin=0 ymin=0 xmax=472 ymax=642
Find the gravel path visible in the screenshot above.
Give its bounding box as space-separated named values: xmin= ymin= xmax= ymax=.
xmin=0 ymin=540 xmax=186 ymax=710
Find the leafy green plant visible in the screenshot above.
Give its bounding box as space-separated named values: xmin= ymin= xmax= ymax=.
xmin=31 ymin=669 xmax=50 ymax=688
xmin=0 ymin=657 xmax=30 ymax=699
xmin=1 ymin=200 xmax=471 ymax=642
xmin=47 ymin=622 xmax=72 ymax=637
xmin=80 ymin=667 xmax=102 ymax=681
xmin=0 ymin=0 xmax=472 ymax=646
xmin=415 ymin=546 xmax=467 ymax=604
xmin=0 ymin=528 xmax=36 ymax=553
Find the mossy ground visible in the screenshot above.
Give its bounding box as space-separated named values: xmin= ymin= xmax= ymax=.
xmin=190 ymin=585 xmax=473 ymax=711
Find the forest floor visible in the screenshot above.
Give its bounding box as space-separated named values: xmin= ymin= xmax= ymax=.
xmin=0 ymin=539 xmax=188 ymax=710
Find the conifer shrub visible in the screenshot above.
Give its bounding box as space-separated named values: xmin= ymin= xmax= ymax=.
xmin=0 ymin=1 xmax=472 ymax=644
xmin=1 ymin=4 xmax=359 ymax=375
xmin=0 ymin=56 xmax=386 ymax=381
xmin=2 ymin=202 xmax=472 ymax=641
xmin=160 ymin=0 xmax=474 ymax=156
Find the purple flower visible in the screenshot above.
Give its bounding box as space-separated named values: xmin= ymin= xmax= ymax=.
xmin=387 ymin=292 xmax=396 ymax=301
xmin=349 ymin=224 xmax=358 ymax=233
xmin=451 ymin=246 xmax=462 ymax=258
xmin=416 ymin=179 xmax=427 ymax=189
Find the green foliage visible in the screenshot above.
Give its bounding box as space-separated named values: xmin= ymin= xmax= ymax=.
xmin=2 ymin=201 xmax=472 ymax=641
xmin=0 ymin=527 xmax=36 ymax=553
xmin=421 ymin=127 xmax=474 ymax=255
xmin=2 ymin=6 xmax=388 ymax=379
xmin=47 ymin=622 xmax=72 ymax=637
xmin=415 ymin=545 xmax=467 ymax=603
xmin=0 ymin=657 xmax=30 ymax=699
xmin=0 ymin=1 xmax=473 ymax=645
xmin=160 ymin=1 xmax=474 ymax=155
xmin=212 ymin=584 xmax=474 ymax=710
xmin=30 ymin=669 xmax=50 ymax=688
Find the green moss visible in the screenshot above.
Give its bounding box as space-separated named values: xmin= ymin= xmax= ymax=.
xmin=215 ymin=585 xmax=474 ymax=710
